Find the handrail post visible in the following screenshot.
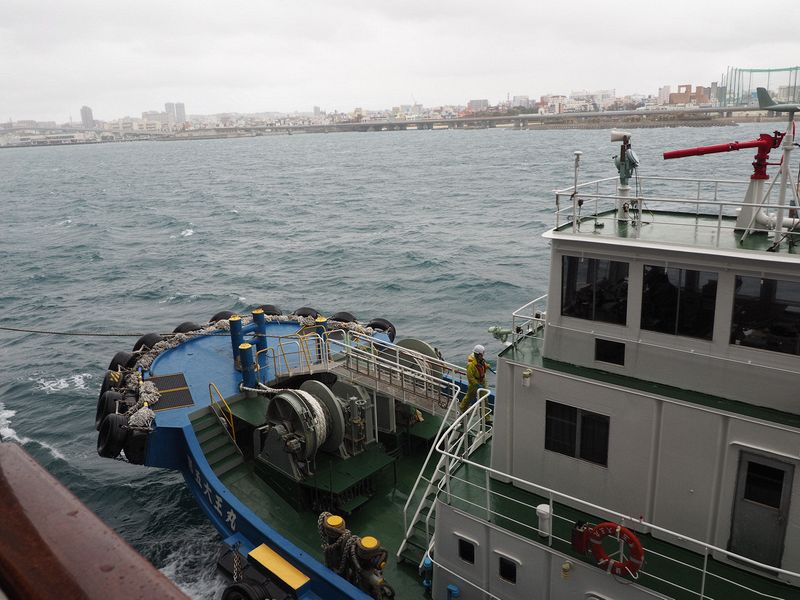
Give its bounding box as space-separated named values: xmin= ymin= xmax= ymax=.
xmin=700 ymin=548 xmax=709 ymax=600
xmin=485 ymin=470 xmax=491 ymax=522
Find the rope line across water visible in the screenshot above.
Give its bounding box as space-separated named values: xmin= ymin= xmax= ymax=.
xmin=0 ymin=325 xmax=231 ymax=338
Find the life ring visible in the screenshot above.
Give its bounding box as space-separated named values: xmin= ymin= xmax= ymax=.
xmin=589 ymin=522 xmax=644 ymax=577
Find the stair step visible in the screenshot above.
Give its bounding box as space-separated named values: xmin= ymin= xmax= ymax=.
xmin=192 ymin=413 xmax=219 ymax=432
xmin=207 ymin=443 xmax=237 ymax=465
xmin=197 ymin=423 xmax=225 ymax=443
xmin=339 ymin=494 xmax=371 ymax=514
xmin=399 ymin=545 xmax=425 ymax=566
xmin=220 ymin=463 xmax=251 ymax=486
xmin=214 ymin=453 xmax=244 ymax=477
xmin=201 ymin=434 xmax=230 ymax=454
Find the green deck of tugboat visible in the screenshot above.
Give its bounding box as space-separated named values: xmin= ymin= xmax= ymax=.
xmin=194 ymin=399 xmax=442 ymax=598
xmin=552 ymin=211 xmax=799 ymax=255
xmin=445 ymin=445 xmax=800 ymax=600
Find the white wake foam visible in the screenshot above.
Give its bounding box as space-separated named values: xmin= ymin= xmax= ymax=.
xmin=30 ymin=372 xmax=93 ymax=394
xmin=0 ymin=402 xmax=66 ymax=461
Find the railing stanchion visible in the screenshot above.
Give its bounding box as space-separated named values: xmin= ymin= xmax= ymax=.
xmin=485 ymin=470 xmax=491 ymax=522
xmin=700 ymin=548 xmax=709 ymax=600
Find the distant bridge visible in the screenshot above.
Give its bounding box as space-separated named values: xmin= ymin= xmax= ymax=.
xmin=242 ymin=106 xmax=768 ymax=135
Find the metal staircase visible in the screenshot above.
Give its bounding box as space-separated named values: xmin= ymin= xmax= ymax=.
xmin=397 ymin=390 xmax=493 ymax=566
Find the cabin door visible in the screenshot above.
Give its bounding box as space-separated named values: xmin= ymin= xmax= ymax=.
xmin=729 ymin=451 xmax=794 ymax=568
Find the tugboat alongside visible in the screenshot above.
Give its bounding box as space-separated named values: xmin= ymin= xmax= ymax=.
xmin=95 ymin=89 xmax=800 ymax=599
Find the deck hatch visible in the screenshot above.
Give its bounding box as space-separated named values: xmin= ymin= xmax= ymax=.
xmin=147 ymin=373 xmax=195 ymax=411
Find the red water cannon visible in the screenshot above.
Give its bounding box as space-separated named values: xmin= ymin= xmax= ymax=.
xmin=663 ymin=131 xmax=784 ymax=180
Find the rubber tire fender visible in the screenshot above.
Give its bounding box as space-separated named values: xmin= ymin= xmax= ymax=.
xmin=133 ymin=332 xmax=163 ymax=352
xmin=97 ymin=413 xmax=129 ymax=459
xmin=258 ymin=304 xmax=282 ymax=316
xmin=221 ymin=582 xmax=272 ymax=600
xmin=367 ymin=318 xmax=397 ymax=342
xmin=95 ymin=390 xmax=122 ymax=431
xmin=98 ymin=370 xmax=123 ymax=402
xmin=173 ymin=321 xmax=201 ymax=334
xmin=330 ymin=311 xmax=357 ymax=323
xmin=293 ymin=307 xmax=319 ymax=319
xmin=108 ymin=350 xmax=136 ymax=371
xmin=209 ymin=310 xmax=235 ymax=323
xmin=123 ymin=430 xmax=148 ymax=465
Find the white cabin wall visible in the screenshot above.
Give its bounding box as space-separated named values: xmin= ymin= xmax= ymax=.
xmin=489 ymin=354 xmax=516 ymax=476
xmin=495 ymin=362 xmax=800 ymax=575
xmin=505 ymin=365 xmax=656 ymax=524
xmin=651 ymin=403 xmax=724 ymax=542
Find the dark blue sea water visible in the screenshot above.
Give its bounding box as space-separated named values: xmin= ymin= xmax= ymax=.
xmin=0 ymin=123 xmax=776 ymax=597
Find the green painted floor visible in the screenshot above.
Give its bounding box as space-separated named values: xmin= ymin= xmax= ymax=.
xmin=199 ymin=409 xmax=441 ymax=598
xmin=556 ymin=211 xmax=799 ymax=255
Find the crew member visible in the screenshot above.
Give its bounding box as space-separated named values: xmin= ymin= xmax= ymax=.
xmin=460 ymin=344 xmax=488 ymax=412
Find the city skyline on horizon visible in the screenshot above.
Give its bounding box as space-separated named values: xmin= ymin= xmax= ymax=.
xmin=0 ymin=81 xmax=743 ymax=125
xmin=4 ymin=0 xmax=799 ymax=123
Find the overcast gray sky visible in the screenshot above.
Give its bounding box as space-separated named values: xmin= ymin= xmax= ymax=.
xmin=3 ymin=0 xmax=799 ymax=121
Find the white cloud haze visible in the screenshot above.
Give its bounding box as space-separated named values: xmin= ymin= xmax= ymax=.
xmin=2 ymin=0 xmax=799 ymax=121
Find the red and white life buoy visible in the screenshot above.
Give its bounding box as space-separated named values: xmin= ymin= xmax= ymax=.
xmin=589 ymin=522 xmax=644 ymax=577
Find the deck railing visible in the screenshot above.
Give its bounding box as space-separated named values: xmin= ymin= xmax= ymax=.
xmin=432 ymin=401 xmax=800 ymax=600
xmin=554 ymin=175 xmax=798 ymax=248
xmin=253 ymin=329 xmax=466 ymax=416
xmin=511 ymin=295 xmax=548 ymax=345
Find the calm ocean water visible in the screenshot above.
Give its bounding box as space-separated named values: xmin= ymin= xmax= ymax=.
xmin=0 ymin=123 xmax=774 ymax=597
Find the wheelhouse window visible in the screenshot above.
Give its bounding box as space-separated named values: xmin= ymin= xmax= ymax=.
xmin=545 ymin=401 xmax=609 ymax=466
xmin=731 ymin=276 xmax=800 ymax=356
xmin=561 ymin=256 xmax=629 ymax=325
xmin=641 ymin=265 xmax=717 ymax=340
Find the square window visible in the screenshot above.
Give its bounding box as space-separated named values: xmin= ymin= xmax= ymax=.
xmin=595 ymin=338 xmax=625 ymax=365
xmin=458 ymin=539 xmax=475 ymax=564
xmin=744 ymin=461 xmax=785 ymax=509
xmin=545 ymin=401 xmax=609 ymax=467
xmin=499 ymin=556 xmax=517 ymax=583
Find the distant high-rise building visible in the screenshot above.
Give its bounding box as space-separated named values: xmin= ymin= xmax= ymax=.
xmin=467 ymin=99 xmax=489 ymax=113
xmin=313 ymin=106 xmax=321 ymax=116
xmin=175 ymin=102 xmax=186 ymax=123
xmin=165 ymin=102 xmax=176 ymax=124
xmin=512 ymin=95 xmax=530 ymax=108
xmin=658 ymin=85 xmax=671 ymax=105
xmin=80 ymin=105 xmax=94 ymax=129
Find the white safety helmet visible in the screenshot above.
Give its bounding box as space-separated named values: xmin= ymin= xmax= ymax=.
xmin=473 ymin=344 xmax=485 ymax=355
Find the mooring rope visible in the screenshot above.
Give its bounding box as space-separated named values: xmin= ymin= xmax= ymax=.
xmin=0 ymin=325 xmax=160 ymax=337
